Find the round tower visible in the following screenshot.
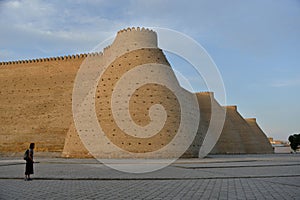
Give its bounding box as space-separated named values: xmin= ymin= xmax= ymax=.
xmin=114 ymin=27 xmax=157 ymax=49
xmin=103 ymin=27 xmax=158 ymax=60
xmin=64 ymin=27 xmax=200 ymax=160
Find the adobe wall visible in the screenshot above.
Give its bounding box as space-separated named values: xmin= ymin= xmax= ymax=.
xmin=210 ymin=106 xmax=273 ymax=154
xmin=0 ymin=55 xmax=85 ymax=154
xmin=63 ymin=48 xmax=183 ymax=158
xmin=62 ymin=28 xmax=201 ymax=158
xmin=182 ymin=92 xmax=226 ymax=157
xmin=0 ymin=27 xmax=165 ymax=157
xmin=0 ymin=27 xmax=273 ymax=157
xmin=245 ymin=118 xmax=273 ymax=153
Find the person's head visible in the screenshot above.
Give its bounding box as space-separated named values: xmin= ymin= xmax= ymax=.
xmin=29 ymin=143 xmax=35 ymax=149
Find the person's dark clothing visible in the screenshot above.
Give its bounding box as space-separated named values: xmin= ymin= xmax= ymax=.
xmin=25 ymin=161 xmax=33 ymax=175
xmin=25 ymin=149 xmax=34 ymax=175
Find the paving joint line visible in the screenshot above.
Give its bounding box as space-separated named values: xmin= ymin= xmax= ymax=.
xmin=0 ymin=174 xmax=299 ymax=181
xmin=260 ymin=179 xmax=300 ymax=188
xmin=173 ymin=163 xmax=300 ymax=169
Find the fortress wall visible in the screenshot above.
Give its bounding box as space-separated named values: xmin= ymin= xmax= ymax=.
xmin=102 ymin=27 xmax=157 ymax=62
xmin=226 ymin=106 xmax=259 ymax=153
xmin=62 ymin=47 xmax=201 ymax=158
xmin=182 ymin=92 xmax=226 ymax=157
xmin=62 ymin=28 xmax=168 ymax=158
xmin=210 ymin=106 xmax=248 ymax=154
xmin=113 ymin=27 xmax=157 ymax=52
xmin=0 ymin=27 xmax=159 ymax=156
xmin=182 ymin=92 xmax=212 ymax=157
xmin=62 ymin=27 xmax=202 ymax=158
xmin=0 ymin=27 xmax=273 ymax=158
xmin=245 ymin=118 xmax=273 ymax=153
xmin=0 ymin=56 xmax=84 ymax=154
xmin=210 ymin=105 xmax=273 ymax=154
xmin=96 ymin=48 xmax=176 ymax=154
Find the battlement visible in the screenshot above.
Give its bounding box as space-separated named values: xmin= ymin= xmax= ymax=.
xmin=112 ymin=27 xmax=157 ymax=52
xmin=0 ymin=52 xmax=108 ymax=66
xmin=0 ymin=27 xmax=157 ymax=67
xmin=117 ymin=27 xmax=155 ymax=34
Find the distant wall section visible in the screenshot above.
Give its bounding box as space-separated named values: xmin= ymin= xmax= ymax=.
xmin=210 ymin=106 xmax=273 ymax=154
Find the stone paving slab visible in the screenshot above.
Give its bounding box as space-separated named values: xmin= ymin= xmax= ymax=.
xmin=0 ymin=154 xmax=299 ymax=199
xmin=0 ymin=177 xmax=299 ymax=200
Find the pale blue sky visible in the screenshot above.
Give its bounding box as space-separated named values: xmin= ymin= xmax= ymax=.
xmin=0 ymin=0 xmax=299 ymax=140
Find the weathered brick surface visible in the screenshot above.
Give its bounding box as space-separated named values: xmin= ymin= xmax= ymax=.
xmin=0 ymin=56 xmax=84 ymax=153
xmin=210 ymin=106 xmax=273 ymax=154
xmin=0 ymin=27 xmax=273 ymax=157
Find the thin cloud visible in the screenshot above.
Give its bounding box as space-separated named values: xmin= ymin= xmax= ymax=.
xmin=0 ymin=0 xmax=126 ymax=61
xmin=0 ymin=49 xmax=16 ymax=60
xmin=270 ymin=79 xmax=300 ymax=88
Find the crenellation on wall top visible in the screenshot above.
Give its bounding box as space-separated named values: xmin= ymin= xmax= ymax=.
xmin=117 ymin=27 xmax=155 ymax=35
xmin=1 ymin=27 xmax=158 ymax=68
xmin=102 ymin=45 xmax=112 ymax=55
xmin=0 ymin=52 xmax=103 ymax=66
xmin=0 ymin=27 xmax=157 ymax=67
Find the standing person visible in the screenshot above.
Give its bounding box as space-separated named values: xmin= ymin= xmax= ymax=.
xmin=25 ymin=143 xmax=35 ymax=181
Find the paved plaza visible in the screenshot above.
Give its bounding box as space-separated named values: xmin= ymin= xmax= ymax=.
xmin=0 ymin=153 xmax=299 ymax=199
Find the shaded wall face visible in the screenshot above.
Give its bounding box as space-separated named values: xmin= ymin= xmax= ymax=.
xmin=182 ymin=92 xmax=213 ymax=157
xmin=210 ymin=106 xmax=274 ymax=154
xmin=245 ymin=119 xmax=274 ymax=153
xmin=210 ymin=107 xmax=248 ymax=154
xmin=0 ymin=58 xmax=83 ymax=153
